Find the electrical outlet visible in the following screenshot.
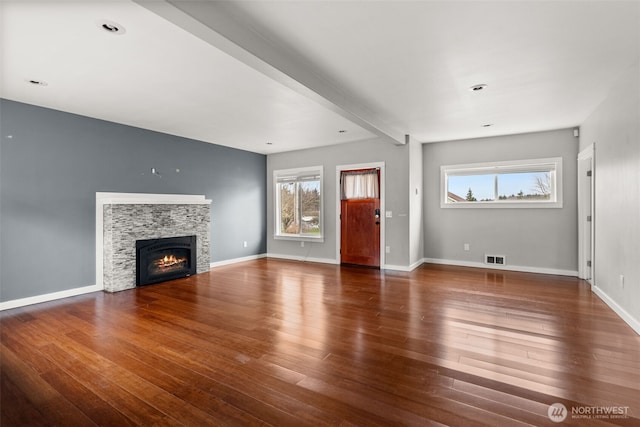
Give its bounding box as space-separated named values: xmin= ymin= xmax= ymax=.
xmin=301 ymin=241 xmax=305 ymax=248
xmin=243 ymin=241 xmax=248 ymax=248
xmin=464 ymin=243 xmax=470 ymax=251
xmin=619 ymin=275 xmax=625 ymax=288
xmin=385 ymin=246 xmax=391 ymax=253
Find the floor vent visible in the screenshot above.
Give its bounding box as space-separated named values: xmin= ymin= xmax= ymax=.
xmin=485 ymin=254 xmax=506 ymax=265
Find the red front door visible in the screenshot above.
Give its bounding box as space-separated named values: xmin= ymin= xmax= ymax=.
xmin=340 ymin=198 xmax=380 ymax=267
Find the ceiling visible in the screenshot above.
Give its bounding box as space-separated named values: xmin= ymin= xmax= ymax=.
xmin=2 ymin=1 xmax=639 ymax=155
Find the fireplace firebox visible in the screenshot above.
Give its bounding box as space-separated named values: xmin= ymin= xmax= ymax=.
xmin=136 ymin=235 xmax=197 ymax=286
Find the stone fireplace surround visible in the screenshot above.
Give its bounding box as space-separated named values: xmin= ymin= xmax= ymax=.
xmin=96 ymin=193 xmax=211 ymax=292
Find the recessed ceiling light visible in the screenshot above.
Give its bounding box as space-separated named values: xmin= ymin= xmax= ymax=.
xmin=469 ymin=84 xmax=488 ymax=92
xmin=26 ymin=79 xmax=48 ymax=86
xmin=338 ymin=130 xmax=347 ymax=133
xmin=266 ymin=142 xmax=273 ymax=145
xmin=482 ymin=123 xmax=493 ymax=127
xmin=97 ymin=20 xmax=126 ymax=35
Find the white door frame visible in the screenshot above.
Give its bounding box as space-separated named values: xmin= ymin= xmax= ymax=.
xmin=578 ymin=144 xmax=595 ymax=283
xmin=335 ymin=162 xmax=385 ymax=266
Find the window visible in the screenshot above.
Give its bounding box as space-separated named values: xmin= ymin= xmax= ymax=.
xmin=274 ymin=166 xmax=323 ymax=240
xmin=340 ymin=168 xmax=379 ymax=200
xmin=441 ymin=157 xmax=563 ymax=208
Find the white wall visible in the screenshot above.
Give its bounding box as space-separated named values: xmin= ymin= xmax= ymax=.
xmin=409 ymin=137 xmax=424 ymax=267
xmin=423 ymin=129 xmax=579 ymax=275
xmin=580 ymin=61 xmax=640 ymax=333
xmin=267 ymin=138 xmax=411 ymax=267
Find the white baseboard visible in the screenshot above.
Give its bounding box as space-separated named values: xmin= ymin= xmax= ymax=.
xmin=0 ymin=284 xmax=103 ymax=311
xmin=383 ymin=259 xmax=423 ymax=272
xmin=210 ymin=253 xmax=267 ymax=268
xmin=591 ymin=285 xmax=640 ymax=335
xmin=423 ymin=258 xmax=578 ymax=277
xmin=267 ymin=253 xmax=339 ymax=265
xmin=383 ymin=264 xmax=412 ymax=272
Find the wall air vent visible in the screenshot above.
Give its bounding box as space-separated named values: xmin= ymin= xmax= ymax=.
xmin=485 ymin=254 xmax=506 ymax=265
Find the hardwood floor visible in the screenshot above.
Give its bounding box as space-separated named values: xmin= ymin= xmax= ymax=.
xmin=1 ymin=259 xmax=638 ymax=426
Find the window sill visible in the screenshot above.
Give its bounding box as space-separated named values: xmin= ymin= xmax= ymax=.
xmin=441 ymin=201 xmax=563 ymax=209
xmin=274 ymin=235 xmax=324 ymax=243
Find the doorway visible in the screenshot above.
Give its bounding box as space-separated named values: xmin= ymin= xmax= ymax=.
xmin=578 ymin=144 xmax=595 ymax=283
xmin=336 ymin=163 xmax=385 ymax=268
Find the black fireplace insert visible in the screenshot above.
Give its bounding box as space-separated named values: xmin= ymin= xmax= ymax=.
xmin=136 ymin=235 xmax=197 ymax=286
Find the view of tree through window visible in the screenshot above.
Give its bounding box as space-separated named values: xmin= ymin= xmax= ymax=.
xmin=442 ymin=158 xmax=562 ymax=208
xmin=449 ymin=171 xmax=551 ymax=202
xmin=275 ymin=168 xmax=322 ymax=238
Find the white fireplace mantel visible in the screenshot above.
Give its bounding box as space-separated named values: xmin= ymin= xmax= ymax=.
xmin=96 ymin=192 xmax=212 ymax=290
xmin=96 ymin=192 xmax=212 ymax=205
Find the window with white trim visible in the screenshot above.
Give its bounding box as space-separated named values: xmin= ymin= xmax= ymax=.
xmin=441 ymin=157 xmax=563 ymax=208
xmin=274 ymin=166 xmax=323 ymax=240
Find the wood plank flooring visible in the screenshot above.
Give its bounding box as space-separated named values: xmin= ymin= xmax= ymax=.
xmin=1 ymin=259 xmax=639 ymax=426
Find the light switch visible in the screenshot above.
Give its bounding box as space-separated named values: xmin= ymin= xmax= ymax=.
xmin=385 ymin=211 xmax=392 ymax=218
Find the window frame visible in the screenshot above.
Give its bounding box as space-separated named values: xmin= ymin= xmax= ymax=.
xmin=274 ymin=166 xmax=324 ymax=241
xmin=440 ymin=157 xmax=563 ymax=209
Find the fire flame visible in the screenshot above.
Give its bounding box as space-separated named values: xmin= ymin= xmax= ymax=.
xmin=159 ymin=254 xmax=180 ymax=267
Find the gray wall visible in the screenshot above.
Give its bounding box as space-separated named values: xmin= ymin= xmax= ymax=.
xmin=423 ymin=128 xmax=579 ymax=273
xmin=267 ymin=138 xmax=411 ymax=267
xmin=580 ymin=61 xmax=640 ymax=329
xmin=0 ymin=99 xmax=266 ymax=302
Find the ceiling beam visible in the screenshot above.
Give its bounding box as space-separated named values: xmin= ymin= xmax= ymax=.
xmin=134 ymin=0 xmax=406 ymax=146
